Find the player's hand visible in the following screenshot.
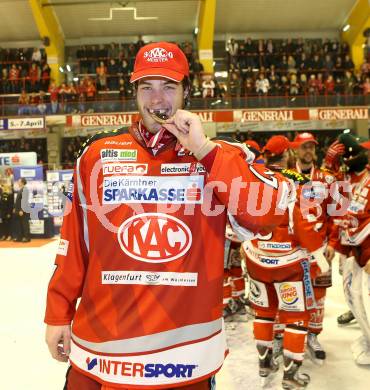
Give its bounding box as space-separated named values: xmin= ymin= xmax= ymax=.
xmin=162 ymin=110 xmax=216 ymax=159
xmin=364 ymin=259 xmax=370 ymax=275
xmin=45 ymin=324 xmax=71 ymax=362
xmin=325 ymin=245 xmax=335 ymax=263
xmin=323 ymin=140 xmax=345 ymax=171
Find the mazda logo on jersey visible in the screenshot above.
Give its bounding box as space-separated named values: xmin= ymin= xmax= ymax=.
xmin=117 ymin=213 xmax=192 ymax=263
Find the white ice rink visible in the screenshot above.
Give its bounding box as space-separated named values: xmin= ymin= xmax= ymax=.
xmin=1 ymin=239 xmax=369 ymax=390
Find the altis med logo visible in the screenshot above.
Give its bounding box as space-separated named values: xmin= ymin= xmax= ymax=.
xmin=100 ymin=149 xmax=138 ymax=162
xmin=103 ymin=175 xmax=204 ymax=204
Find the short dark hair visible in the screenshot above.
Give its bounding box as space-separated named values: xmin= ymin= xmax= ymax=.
xmin=20 ymin=178 xmax=27 ymax=185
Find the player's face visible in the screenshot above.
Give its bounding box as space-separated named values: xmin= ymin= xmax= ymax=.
xmin=297 ymin=142 xmax=316 ymax=165
xmin=136 ymin=77 xmax=185 ymax=133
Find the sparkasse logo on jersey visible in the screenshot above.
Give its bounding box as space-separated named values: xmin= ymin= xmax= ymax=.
xmin=144 ymin=48 xmax=174 ymax=63
xmin=117 ymin=213 xmax=192 ymax=263
xmin=100 ymin=149 xmax=138 ymax=162
xmin=102 ymin=163 xmax=148 ymax=176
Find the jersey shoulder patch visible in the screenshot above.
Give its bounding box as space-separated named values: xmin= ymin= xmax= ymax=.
xmin=77 ymin=127 xmax=128 ymax=158
xmin=281 ymin=169 xmax=310 ymax=184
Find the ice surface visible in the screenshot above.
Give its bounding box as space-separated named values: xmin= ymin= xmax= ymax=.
xmin=0 ymin=241 xmax=368 ymax=389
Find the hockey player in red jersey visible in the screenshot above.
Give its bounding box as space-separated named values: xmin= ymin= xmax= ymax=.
xmin=44 ymin=42 xmax=288 ymax=390
xmin=242 ymin=135 xmax=330 ymax=389
xmin=223 ymin=224 xmax=247 ymax=320
xmin=293 ymin=132 xmax=336 ymax=363
xmin=325 ymin=134 xmax=370 ymax=365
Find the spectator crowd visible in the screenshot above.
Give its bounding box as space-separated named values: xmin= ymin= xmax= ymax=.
xmin=0 ymin=37 xmax=369 ymax=115
xmin=224 ymin=38 xmax=370 ymax=101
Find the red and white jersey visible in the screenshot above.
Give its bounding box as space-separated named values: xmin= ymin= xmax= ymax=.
xmin=242 ymin=169 xmax=325 ymax=272
xmin=295 ymin=163 xmax=337 ymax=242
xmin=338 ymin=168 xmax=370 ymax=267
xmin=44 ymin=127 xmax=287 ymax=388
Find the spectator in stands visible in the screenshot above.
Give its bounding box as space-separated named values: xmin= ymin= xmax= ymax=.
xmin=229 ymin=71 xmax=241 ymax=98
xmin=1 ymin=68 xmax=9 ymax=94
xmin=334 ymin=76 xmax=344 ymax=105
xmin=9 ymin=64 xmax=20 ymax=93
xmin=96 ymin=61 xmax=107 ymax=90
xmin=300 ymin=73 xmax=308 ymax=94
xmin=287 ymin=55 xmax=296 ymax=73
xmin=40 ymin=63 xmax=51 ymax=91
xmin=363 ymin=76 xmax=370 ymax=95
xmin=297 ymin=52 xmax=308 ymax=71
xmin=107 ymin=58 xmax=119 ymax=90
xmin=244 ymin=77 xmax=255 ymax=96
xmin=227 ymin=38 xmax=239 ymax=68
xmin=77 ymin=45 xmax=89 ymax=73
xmin=31 ymin=48 xmax=42 ymax=64
xmin=18 ymin=65 xmax=29 ymax=92
xmin=308 ymin=74 xmax=318 ymax=104
xmin=17 ymin=89 xmax=29 ymax=115
xmin=98 ymin=44 xmax=108 ymax=61
xmin=334 ymin=57 xmax=344 ymax=78
xmin=316 ymin=73 xmax=324 ymax=94
xmin=108 ymin=42 xmax=119 ymax=60
xmin=309 ymin=53 xmax=323 ymax=71
xmin=13 ymin=178 xmax=30 ymax=243
xmin=48 ymin=80 xmax=59 ymax=114
xmin=0 ymin=184 xmax=14 ymax=241
xmin=37 ymin=90 xmax=47 ymax=114
xmin=29 ymin=62 xmax=40 ymax=92
xmin=289 ymin=73 xmax=299 ymax=96
xmin=269 ymin=73 xmax=281 ymax=95
xmin=190 ymin=59 xmax=204 ymax=80
xmin=343 ymin=54 xmax=355 ymax=70
xmin=202 ymin=75 xmax=216 ymax=98
xmin=118 ymin=78 xmax=126 ymax=100
xmin=255 ymin=73 xmax=270 ymax=95
xmin=343 ymin=70 xmax=354 ymax=97
xmin=85 ymin=78 xmax=97 ymax=112
xmin=324 ymin=74 xmax=335 ymax=95
xmin=244 ymin=37 xmax=256 ymax=68
xmin=323 ymin=54 xmax=334 ymax=70
xmin=76 ymin=79 xmax=86 ymax=113
xmin=29 ymin=92 xmax=40 ymax=114
xmin=136 ymin=35 xmax=145 ymax=51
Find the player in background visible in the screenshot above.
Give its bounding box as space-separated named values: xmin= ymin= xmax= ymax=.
xmin=293 ymin=132 xmax=336 ymax=363
xmin=325 ymin=134 xmax=370 ymax=365
xmin=242 ymin=135 xmax=330 ymax=389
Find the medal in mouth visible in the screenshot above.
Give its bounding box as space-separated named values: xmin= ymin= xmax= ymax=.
xmin=149 ymin=109 xmax=170 ymax=124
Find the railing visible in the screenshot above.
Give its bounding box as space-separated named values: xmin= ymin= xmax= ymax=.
xmin=0 ymin=94 xmax=368 ymax=116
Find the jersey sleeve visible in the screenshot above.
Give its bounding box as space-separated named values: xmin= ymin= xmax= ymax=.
xmin=44 ymin=155 xmax=89 ymax=325
xmin=203 ymin=140 xmax=288 ymax=235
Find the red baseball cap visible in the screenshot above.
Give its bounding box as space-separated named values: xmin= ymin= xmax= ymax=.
xmin=360 ymin=140 xmax=370 ymax=150
xmin=292 ymin=132 xmax=318 ymax=148
xmin=263 ymin=135 xmax=291 ymax=156
xmin=130 ymin=42 xmax=189 ymax=83
xmin=244 ymin=139 xmax=261 ymax=152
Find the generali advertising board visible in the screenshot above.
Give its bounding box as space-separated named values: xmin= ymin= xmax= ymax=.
xmin=65 ymin=108 xmax=368 ymax=127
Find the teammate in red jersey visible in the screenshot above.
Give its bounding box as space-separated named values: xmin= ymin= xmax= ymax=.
xmin=242 ymin=135 xmax=329 ymax=389
xmin=44 ymin=42 xmax=287 ymax=390
xmin=325 ymin=134 xmax=370 ymax=365
xmin=293 ymin=132 xmax=337 ymax=363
